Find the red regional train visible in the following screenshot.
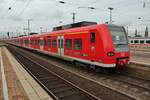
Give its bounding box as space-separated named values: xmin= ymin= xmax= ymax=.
xmin=7 ymin=21 xmax=130 ymax=70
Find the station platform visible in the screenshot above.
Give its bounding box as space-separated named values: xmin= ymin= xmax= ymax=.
xmin=131 ymin=51 xmax=150 ymax=65
xmin=0 ymin=47 xmax=53 ymax=100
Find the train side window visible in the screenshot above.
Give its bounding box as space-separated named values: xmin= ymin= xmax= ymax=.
xmin=20 ymin=40 xmax=22 ymax=44
xmin=39 ymin=40 xmax=42 ymax=45
xmin=74 ymin=38 xmax=82 ymax=50
xmin=33 ymin=40 xmax=35 ymax=44
xmin=130 ymin=40 xmax=133 ymax=43
xmin=66 ymin=39 xmax=72 ymax=49
xmin=48 ymin=39 xmax=51 ymax=47
xmin=140 ymin=40 xmax=144 ymax=44
xmin=30 ymin=40 xmax=31 ymax=44
xmin=146 ymin=40 xmax=150 ymax=44
xmin=27 ymin=40 xmax=28 ymax=44
xmin=37 ymin=40 xmax=40 ymax=45
xmin=24 ymin=39 xmax=28 ymax=44
xmin=44 ymin=39 xmax=46 ymax=45
xmin=90 ymin=32 xmax=95 ymax=43
xmin=52 ymin=40 xmax=57 ymax=48
xmin=39 ymin=39 xmax=46 ymax=45
xmin=35 ymin=40 xmax=37 ymax=45
xmin=134 ymin=40 xmax=139 ymax=44
xmin=30 ymin=40 xmax=34 ymax=45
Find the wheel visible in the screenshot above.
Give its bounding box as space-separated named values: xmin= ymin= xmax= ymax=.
xmin=108 ymin=68 xmax=116 ymax=73
xmin=95 ymin=67 xmax=101 ymax=73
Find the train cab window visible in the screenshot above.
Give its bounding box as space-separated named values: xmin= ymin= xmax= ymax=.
xmin=140 ymin=40 xmax=145 ymax=44
xmin=146 ymin=40 xmax=150 ymax=44
xmin=66 ymin=39 xmax=72 ymax=49
xmin=90 ymin=32 xmax=95 ymax=43
xmin=48 ymin=39 xmax=51 ymax=47
xmin=134 ymin=40 xmax=139 ymax=44
xmin=74 ymin=38 xmax=82 ymax=50
xmin=52 ymin=40 xmax=57 ymax=48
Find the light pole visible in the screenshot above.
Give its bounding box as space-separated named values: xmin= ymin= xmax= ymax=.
xmin=72 ymin=12 xmax=76 ymax=24
xmin=108 ymin=7 xmax=114 ymax=24
xmin=40 ymin=27 xmax=43 ymax=34
xmin=59 ymin=1 xmax=95 ymax=24
xmin=71 ymin=7 xmax=95 ymax=24
xmin=27 ymin=19 xmax=32 ymax=35
xmin=126 ymin=26 xmax=129 ymax=36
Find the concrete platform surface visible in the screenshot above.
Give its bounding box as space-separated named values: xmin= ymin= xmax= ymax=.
xmin=131 ymin=51 xmax=150 ymax=65
xmin=0 ymin=47 xmax=53 ymax=100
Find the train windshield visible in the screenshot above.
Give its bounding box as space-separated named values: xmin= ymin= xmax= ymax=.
xmin=108 ymin=25 xmax=129 ymax=52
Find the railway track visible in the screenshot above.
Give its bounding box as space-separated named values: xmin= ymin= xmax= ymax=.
xmin=90 ymin=73 xmax=150 ymax=99
xmin=7 ymin=45 xmax=150 ymax=100
xmin=8 ymin=47 xmax=99 ymax=100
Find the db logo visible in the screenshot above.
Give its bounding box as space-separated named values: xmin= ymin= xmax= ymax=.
xmin=121 ymin=53 xmax=125 ymax=56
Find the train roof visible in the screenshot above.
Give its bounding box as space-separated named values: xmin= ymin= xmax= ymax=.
xmin=52 ymin=21 xmax=97 ymax=31
xmin=8 ymin=22 xmax=124 ymax=40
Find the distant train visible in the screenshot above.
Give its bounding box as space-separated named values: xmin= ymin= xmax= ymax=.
xmin=7 ymin=21 xmax=130 ymax=70
xmin=129 ymin=37 xmax=150 ymax=49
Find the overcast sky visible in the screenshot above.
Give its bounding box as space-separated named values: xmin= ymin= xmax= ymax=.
xmin=0 ymin=0 xmax=150 ymax=37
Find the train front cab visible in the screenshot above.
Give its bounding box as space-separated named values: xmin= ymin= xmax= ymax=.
xmin=107 ymin=25 xmax=130 ymax=69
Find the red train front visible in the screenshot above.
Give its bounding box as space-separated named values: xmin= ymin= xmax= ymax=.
xmin=7 ymin=21 xmax=130 ymax=70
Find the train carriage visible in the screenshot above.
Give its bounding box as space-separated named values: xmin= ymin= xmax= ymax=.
xmin=7 ymin=21 xmax=130 ymax=70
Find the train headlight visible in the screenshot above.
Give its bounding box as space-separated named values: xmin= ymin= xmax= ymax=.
xmin=107 ymin=52 xmax=115 ymax=56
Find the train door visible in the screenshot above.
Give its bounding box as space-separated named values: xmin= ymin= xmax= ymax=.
xmin=29 ymin=37 xmax=31 ymax=48
xmin=35 ymin=36 xmax=40 ymax=49
xmin=89 ymin=31 xmax=96 ymax=58
xmin=23 ymin=38 xmax=25 ymax=47
xmin=47 ymin=37 xmax=51 ymax=51
xmin=58 ymin=36 xmax=64 ymax=56
xmin=43 ymin=36 xmax=48 ymax=51
xmin=40 ymin=37 xmax=44 ymax=50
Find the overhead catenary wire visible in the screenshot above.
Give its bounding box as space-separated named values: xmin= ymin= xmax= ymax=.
xmin=0 ymin=0 xmax=18 ymax=18
xmin=8 ymin=0 xmax=18 ymax=10
xmin=15 ymin=0 xmax=32 ymax=17
xmin=57 ymin=0 xmax=99 ymax=16
xmin=8 ymin=0 xmax=31 ymax=18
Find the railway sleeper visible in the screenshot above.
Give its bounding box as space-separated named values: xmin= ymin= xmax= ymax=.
xmin=56 ymin=90 xmax=79 ymax=98
xmin=47 ymin=83 xmax=67 ymax=89
xmin=34 ymin=73 xmax=50 ymax=77
xmin=51 ymin=86 xmax=72 ymax=93
xmin=61 ymin=94 xmax=88 ymax=100
xmin=40 ymin=78 xmax=59 ymax=84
